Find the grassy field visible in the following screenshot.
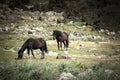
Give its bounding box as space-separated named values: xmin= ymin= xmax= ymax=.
xmin=0 ymin=30 xmax=120 ymax=80
xmin=0 ymin=1 xmax=120 ymax=79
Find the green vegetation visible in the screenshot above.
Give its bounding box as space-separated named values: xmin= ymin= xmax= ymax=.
xmin=0 ymin=59 xmax=119 ymax=80
xmin=0 ymin=2 xmax=120 ymax=79
xmin=0 ymin=24 xmax=120 ymax=80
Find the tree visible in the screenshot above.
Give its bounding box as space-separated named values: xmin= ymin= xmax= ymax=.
xmin=48 ymin=0 xmax=65 ymax=9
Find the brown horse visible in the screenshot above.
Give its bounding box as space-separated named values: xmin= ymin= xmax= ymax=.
xmin=18 ymin=38 xmax=48 ymax=59
xmin=53 ymin=30 xmax=69 ymax=50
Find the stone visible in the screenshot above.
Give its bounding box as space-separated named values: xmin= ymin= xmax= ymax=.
xmin=58 ymin=72 xmax=76 ymax=80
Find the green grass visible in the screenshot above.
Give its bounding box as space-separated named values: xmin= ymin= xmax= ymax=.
xmin=0 ymin=59 xmax=119 ymax=80
xmin=0 ymin=5 xmax=120 ymax=80
xmin=0 ymin=22 xmax=120 ymax=80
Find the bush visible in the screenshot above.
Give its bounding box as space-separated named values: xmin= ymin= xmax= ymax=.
xmin=0 ymin=61 xmax=59 ymax=80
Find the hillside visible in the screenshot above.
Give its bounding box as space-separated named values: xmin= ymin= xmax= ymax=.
xmin=0 ymin=0 xmax=120 ymax=80
xmin=0 ymin=0 xmax=120 ymax=32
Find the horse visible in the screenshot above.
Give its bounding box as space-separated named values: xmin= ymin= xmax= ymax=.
xmin=53 ymin=30 xmax=69 ymax=51
xmin=17 ymin=38 xmax=48 ymax=59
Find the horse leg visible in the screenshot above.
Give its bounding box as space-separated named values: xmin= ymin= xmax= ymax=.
xmin=62 ymin=41 xmax=66 ymax=50
xmin=41 ymin=51 xmax=45 ymax=59
xmin=57 ymin=41 xmax=60 ymax=50
xmin=60 ymin=41 xmax=62 ymax=50
xmin=31 ymin=49 xmax=35 ymax=59
xmin=27 ymin=48 xmax=30 ymax=59
xmin=66 ymin=40 xmax=69 ymax=51
xmin=40 ymin=48 xmax=44 ymax=59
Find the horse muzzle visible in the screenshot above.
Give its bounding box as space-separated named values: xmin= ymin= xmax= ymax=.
xmin=17 ymin=54 xmax=23 ymax=59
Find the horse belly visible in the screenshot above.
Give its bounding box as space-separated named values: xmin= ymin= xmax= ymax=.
xmin=28 ymin=43 xmax=41 ymax=49
xmin=32 ymin=45 xmax=41 ymax=49
xmin=61 ymin=37 xmax=67 ymax=41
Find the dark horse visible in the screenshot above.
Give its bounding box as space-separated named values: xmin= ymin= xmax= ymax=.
xmin=53 ymin=30 xmax=69 ymax=50
xmin=18 ymin=38 xmax=48 ymax=59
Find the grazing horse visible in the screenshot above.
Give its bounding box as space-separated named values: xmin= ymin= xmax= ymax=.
xmin=53 ymin=30 xmax=69 ymax=50
xmin=18 ymin=38 xmax=48 ymax=59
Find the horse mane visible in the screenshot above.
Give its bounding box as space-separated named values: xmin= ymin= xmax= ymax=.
xmin=54 ymin=30 xmax=62 ymax=33
xmin=53 ymin=30 xmax=62 ymax=36
xmin=19 ymin=38 xmax=32 ymax=52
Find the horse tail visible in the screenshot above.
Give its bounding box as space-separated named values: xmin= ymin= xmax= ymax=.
xmin=43 ymin=40 xmax=48 ymax=53
xmin=66 ymin=33 xmax=69 ymax=49
xmin=66 ymin=39 xmax=69 ymax=48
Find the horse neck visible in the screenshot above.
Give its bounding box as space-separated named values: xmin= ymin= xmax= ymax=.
xmin=55 ymin=33 xmax=62 ymax=39
xmin=20 ymin=40 xmax=28 ymax=53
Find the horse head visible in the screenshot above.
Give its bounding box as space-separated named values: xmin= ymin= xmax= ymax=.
xmin=18 ymin=49 xmax=23 ymax=59
xmin=53 ymin=30 xmax=62 ymax=40
xmin=53 ymin=30 xmax=56 ymax=40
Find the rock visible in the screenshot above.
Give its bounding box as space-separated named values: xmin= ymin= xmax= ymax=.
xmin=0 ymin=25 xmax=9 ymax=32
xmin=48 ymin=51 xmax=58 ymax=56
xmin=56 ymin=51 xmax=71 ymax=59
xmin=28 ymin=31 xmax=33 ymax=34
xmin=0 ymin=15 xmax=6 ymax=20
xmin=58 ymin=72 xmax=76 ymax=80
xmin=38 ymin=16 xmax=43 ymax=20
xmin=78 ymin=69 xmax=93 ymax=77
xmin=57 ymin=18 xmax=64 ymax=23
xmin=79 ymin=44 xmax=84 ymax=47
xmin=105 ymin=69 xmax=113 ymax=74
xmin=14 ymin=8 xmax=23 ymax=12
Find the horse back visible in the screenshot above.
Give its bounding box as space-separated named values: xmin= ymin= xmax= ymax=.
xmin=27 ymin=38 xmax=43 ymax=49
xmin=58 ymin=32 xmax=68 ymax=41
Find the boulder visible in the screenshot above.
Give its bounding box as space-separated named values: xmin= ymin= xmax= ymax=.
xmin=58 ymin=72 xmax=76 ymax=80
